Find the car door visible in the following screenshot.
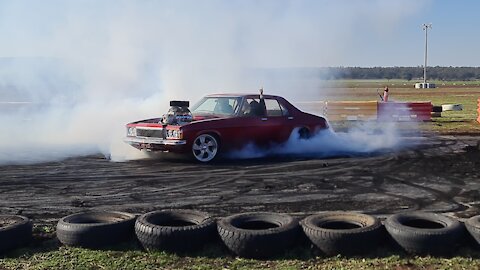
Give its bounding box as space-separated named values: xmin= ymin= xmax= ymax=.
xmin=260 ymin=98 xmax=294 ymax=144
xmin=237 ymin=97 xmax=293 ymax=146
xmin=217 ymin=97 xmax=293 ymax=149
xmin=223 ymin=97 xmax=268 ymax=148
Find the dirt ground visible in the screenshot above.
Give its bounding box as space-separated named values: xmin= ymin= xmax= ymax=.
xmin=1 ymin=135 xmax=480 ymax=226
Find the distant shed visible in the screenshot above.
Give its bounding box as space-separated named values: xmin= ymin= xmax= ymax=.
xmin=415 ymin=82 xmax=436 ymax=89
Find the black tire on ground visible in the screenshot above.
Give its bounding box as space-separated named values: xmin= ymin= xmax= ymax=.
xmin=384 ymin=211 xmax=465 ymax=255
xmin=465 ymin=215 xmax=480 ymax=246
xmin=432 ymin=106 xmax=443 ymax=112
xmin=56 ymin=211 xmax=137 ymax=248
xmin=217 ymin=212 xmax=299 ymax=259
xmin=0 ymin=215 xmax=32 ymax=253
xmin=135 ymin=209 xmax=216 ymax=252
xmin=300 ymin=211 xmax=385 ymax=256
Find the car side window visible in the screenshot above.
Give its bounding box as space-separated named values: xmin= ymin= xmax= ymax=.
xmin=241 ymin=98 xmax=266 ymax=117
xmin=279 ymin=102 xmax=289 ymax=116
xmin=265 ymin=99 xmax=286 ymax=117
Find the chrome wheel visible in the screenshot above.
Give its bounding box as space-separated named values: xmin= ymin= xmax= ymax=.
xmin=192 ymin=134 xmax=219 ymax=162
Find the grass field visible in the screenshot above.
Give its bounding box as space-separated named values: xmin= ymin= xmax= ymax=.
xmin=1 ymin=230 xmax=480 ymax=270
xmin=1 ymin=80 xmax=480 ymax=270
xmin=317 ymin=80 xmax=480 ymax=134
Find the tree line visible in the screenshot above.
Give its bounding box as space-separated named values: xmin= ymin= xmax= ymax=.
xmin=318 ymin=67 xmax=480 ymax=81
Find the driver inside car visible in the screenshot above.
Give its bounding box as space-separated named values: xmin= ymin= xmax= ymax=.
xmin=241 ymin=89 xmax=267 ymax=117
xmin=214 ymin=98 xmax=234 ymax=114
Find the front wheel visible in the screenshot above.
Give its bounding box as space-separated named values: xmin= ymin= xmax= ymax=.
xmin=192 ymin=134 xmax=219 ymax=162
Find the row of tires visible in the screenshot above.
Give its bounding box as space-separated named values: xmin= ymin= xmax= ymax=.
xmin=2 ymin=210 xmax=480 ymax=258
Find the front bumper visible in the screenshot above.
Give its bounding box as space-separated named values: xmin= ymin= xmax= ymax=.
xmin=124 ymin=136 xmax=186 ymax=145
xmin=124 ymin=136 xmax=187 ymax=151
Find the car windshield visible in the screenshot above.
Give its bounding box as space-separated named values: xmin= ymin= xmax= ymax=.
xmin=191 ymin=97 xmax=242 ymax=116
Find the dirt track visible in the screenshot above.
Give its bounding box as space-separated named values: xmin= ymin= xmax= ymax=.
xmin=1 ymin=135 xmax=479 ymax=225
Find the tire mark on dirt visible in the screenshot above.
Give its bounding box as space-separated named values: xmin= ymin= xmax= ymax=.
xmin=1 ymin=136 xmax=479 ymax=222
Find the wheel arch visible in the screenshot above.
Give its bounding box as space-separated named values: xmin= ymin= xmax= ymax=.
xmin=297 ymin=126 xmax=311 ymax=139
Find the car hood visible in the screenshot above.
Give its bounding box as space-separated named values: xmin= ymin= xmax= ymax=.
xmin=128 ymin=114 xmax=231 ymax=127
xmin=192 ymin=113 xmax=231 ymax=121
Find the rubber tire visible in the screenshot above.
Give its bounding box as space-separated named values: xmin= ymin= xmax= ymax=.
xmin=56 ymin=211 xmax=137 ymax=248
xmin=298 ymin=128 xmax=311 ymax=140
xmin=217 ymin=212 xmax=299 ymax=259
xmin=441 ymin=104 xmax=463 ymax=111
xmin=385 ymin=211 xmax=465 ymax=255
xmin=432 ymin=106 xmax=443 ymax=113
xmin=135 ymin=210 xmax=216 ymax=252
xmin=465 ymin=215 xmax=480 ymax=246
xmin=0 ymin=215 xmax=32 ymax=253
xmin=300 ymin=212 xmax=384 ymax=256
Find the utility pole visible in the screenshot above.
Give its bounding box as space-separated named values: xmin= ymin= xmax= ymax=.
xmin=422 ymin=23 xmax=432 ymax=85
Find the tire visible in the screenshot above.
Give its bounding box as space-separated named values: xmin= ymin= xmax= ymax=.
xmin=192 ymin=134 xmax=219 ymax=162
xmin=56 ymin=211 xmax=137 ymax=248
xmin=441 ymin=104 xmax=463 ymax=111
xmin=432 ymin=106 xmax=443 ymax=113
xmin=300 ymin=212 xmax=384 ymax=256
xmin=384 ymin=211 xmax=465 ymax=255
xmin=465 ymin=215 xmax=480 ymax=246
xmin=0 ymin=215 xmax=32 ymax=253
xmin=298 ymin=127 xmax=310 ymax=139
xmin=217 ymin=212 xmax=299 ymax=258
xmin=135 ymin=210 xmax=216 ymax=252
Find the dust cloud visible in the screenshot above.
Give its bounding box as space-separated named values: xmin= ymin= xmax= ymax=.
xmin=0 ymin=1 xmax=429 ymax=164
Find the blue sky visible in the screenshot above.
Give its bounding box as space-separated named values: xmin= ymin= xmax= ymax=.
xmin=366 ymin=0 xmax=480 ymax=67
xmin=416 ymin=0 xmax=480 ymax=66
xmin=0 ymin=0 xmax=478 ymax=67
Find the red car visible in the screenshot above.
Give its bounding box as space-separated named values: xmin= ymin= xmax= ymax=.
xmin=124 ymin=93 xmax=328 ymax=162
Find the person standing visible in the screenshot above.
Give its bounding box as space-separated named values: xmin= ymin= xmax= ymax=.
xmin=383 ymin=86 xmax=389 ymax=102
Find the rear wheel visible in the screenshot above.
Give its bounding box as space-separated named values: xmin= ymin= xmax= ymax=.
xmin=192 ymin=134 xmax=219 ymax=162
xmin=298 ymin=127 xmax=310 ymax=139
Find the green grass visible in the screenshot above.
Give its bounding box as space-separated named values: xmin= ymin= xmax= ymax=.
xmin=312 ymin=80 xmax=480 ymax=134
xmin=1 ymin=240 xmax=480 ymax=270
xmin=328 ymin=79 xmax=480 ymax=88
xmin=1 ymin=224 xmax=480 ymax=270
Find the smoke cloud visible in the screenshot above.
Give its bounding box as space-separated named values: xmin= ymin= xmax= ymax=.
xmin=228 ymin=121 xmax=414 ymax=160
xmin=0 ymin=0 xmax=429 ymax=165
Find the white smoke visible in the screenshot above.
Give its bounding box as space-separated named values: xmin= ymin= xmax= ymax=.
xmin=228 ymin=121 xmax=411 ymax=160
xmin=0 ymin=0 xmax=430 ymax=165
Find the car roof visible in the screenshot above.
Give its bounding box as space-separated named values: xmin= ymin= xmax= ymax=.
xmin=205 ymin=93 xmax=281 ymax=98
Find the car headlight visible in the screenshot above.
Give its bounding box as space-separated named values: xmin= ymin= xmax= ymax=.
xmin=127 ymin=127 xmax=136 ymax=137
